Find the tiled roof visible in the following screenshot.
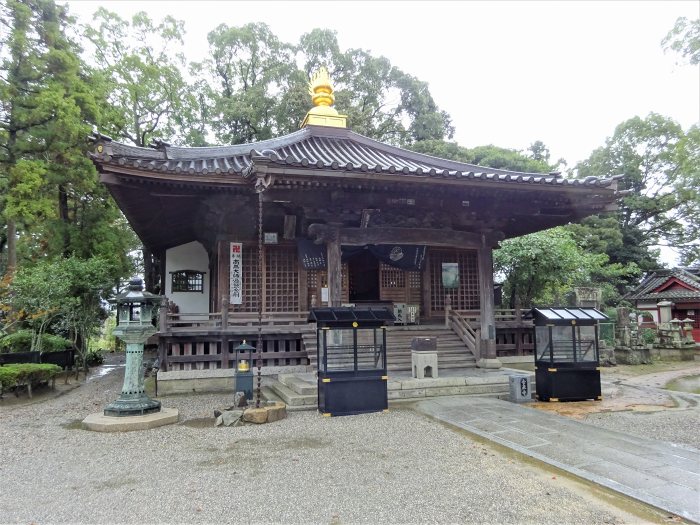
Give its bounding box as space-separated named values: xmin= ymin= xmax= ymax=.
xmin=90 ymin=127 xmax=622 ymax=190
xmin=626 ymin=268 xmax=700 ymax=300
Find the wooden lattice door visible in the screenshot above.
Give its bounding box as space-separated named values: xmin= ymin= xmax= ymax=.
xmin=265 ymin=245 xmax=300 ymax=312
xmin=428 ymin=248 xmax=480 ymax=315
xmin=379 ymin=264 xmax=422 ymax=308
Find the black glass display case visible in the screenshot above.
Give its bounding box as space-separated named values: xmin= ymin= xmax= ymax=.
xmin=308 ymin=307 xmax=394 ymax=416
xmin=527 ymin=307 xmax=609 ymax=402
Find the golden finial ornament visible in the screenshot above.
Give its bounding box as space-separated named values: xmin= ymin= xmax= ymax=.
xmin=301 ymin=66 xmax=347 ymax=129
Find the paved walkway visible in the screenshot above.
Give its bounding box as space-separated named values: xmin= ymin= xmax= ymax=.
xmin=416 ymin=396 xmax=700 ymax=524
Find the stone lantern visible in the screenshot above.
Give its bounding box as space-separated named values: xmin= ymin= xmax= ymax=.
xmin=104 ymin=278 xmax=163 ymax=417
xmin=682 ymin=318 xmax=695 ymax=344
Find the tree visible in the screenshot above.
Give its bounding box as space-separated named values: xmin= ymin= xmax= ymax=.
xmin=494 ymin=228 xmax=636 ymax=308
xmin=408 ymin=140 xmax=553 ymax=173
xmin=662 ymin=16 xmax=700 ymax=65
xmin=83 ymin=8 xmax=195 ymax=288
xmin=0 ymin=0 xmax=137 ymax=280
xmin=82 ymin=8 xmax=197 ymax=147
xmin=197 ymin=25 xmax=454 ymax=146
xmin=574 ymin=114 xmax=699 ymax=267
xmin=7 ymin=257 xmax=116 ymax=369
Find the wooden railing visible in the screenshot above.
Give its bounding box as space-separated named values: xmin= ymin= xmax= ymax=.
xmin=447 ymin=309 xmax=480 ymax=359
xmin=161 ymin=309 xmax=310 ymax=332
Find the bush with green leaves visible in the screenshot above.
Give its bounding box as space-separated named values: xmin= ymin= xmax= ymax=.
xmin=77 ymin=349 xmax=104 ymax=367
xmin=0 ymin=330 xmax=71 ymax=353
xmin=641 ymin=328 xmax=657 ymax=345
xmin=0 ymin=363 xmax=62 ymax=392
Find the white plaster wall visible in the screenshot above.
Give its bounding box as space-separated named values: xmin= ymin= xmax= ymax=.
xmin=636 ymin=302 xmax=659 ymax=324
xmin=165 ymin=241 xmax=210 ymax=315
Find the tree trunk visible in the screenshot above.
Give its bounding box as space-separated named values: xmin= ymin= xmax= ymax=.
xmin=6 ymin=220 xmax=17 ymax=274
xmin=58 ymin=184 xmax=70 ymax=257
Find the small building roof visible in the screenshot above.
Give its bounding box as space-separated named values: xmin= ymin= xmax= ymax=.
xmin=625 ymin=268 xmax=700 ymax=302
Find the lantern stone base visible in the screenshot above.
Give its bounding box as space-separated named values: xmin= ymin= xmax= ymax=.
xmin=83 ymin=407 xmax=179 ymax=432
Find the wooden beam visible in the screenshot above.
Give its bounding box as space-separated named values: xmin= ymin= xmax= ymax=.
xmin=308 ymin=224 xmax=503 ymax=249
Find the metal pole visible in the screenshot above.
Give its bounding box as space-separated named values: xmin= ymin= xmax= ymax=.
xmin=256 ymin=190 xmax=263 ymax=408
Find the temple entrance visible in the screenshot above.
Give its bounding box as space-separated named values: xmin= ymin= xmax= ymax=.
xmin=347 ymin=248 xmax=380 ymax=302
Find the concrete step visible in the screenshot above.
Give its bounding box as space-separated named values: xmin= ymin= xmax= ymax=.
xmin=261 ymin=384 xmax=316 ymax=411
xmin=278 ymin=373 xmax=317 ymax=395
xmin=268 ymin=379 xmax=317 ymax=407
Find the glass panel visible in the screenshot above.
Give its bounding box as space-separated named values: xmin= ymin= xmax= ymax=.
xmin=554 ymin=309 xmax=576 ymax=320
xmin=536 ymin=326 xmax=551 ymax=360
xmin=317 ymin=331 xmax=325 ymax=372
xmin=572 ymin=309 xmax=593 ymax=320
xmin=551 ymin=325 xmax=574 ymax=361
xmin=324 ymin=328 xmax=355 ymax=371
xmin=356 ymin=328 xmax=384 ymax=370
xmin=575 ymin=325 xmax=597 ymax=361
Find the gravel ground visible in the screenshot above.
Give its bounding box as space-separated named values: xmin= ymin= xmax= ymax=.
xmin=584 ymin=407 xmax=700 ymax=449
xmin=0 ymin=362 xmax=662 ymax=524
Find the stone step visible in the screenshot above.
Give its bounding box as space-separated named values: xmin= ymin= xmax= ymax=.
xmin=268 ymin=379 xmax=317 ymax=407
xmin=261 ymin=384 xmax=316 ymax=411
xmin=278 ymin=373 xmax=317 ymax=395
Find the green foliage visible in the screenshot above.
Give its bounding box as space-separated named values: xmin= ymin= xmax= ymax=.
xmin=7 ymin=256 xmax=115 ymax=364
xmin=0 ymin=330 xmax=69 ymax=352
xmin=641 ymin=328 xmax=656 ymax=345
xmin=662 ymin=16 xmax=700 ymax=65
xmin=0 ymin=363 xmax=62 ymax=391
xmin=0 ymin=0 xmax=138 ymax=277
xmin=83 ymin=8 xmax=195 ymax=147
xmin=408 ymin=141 xmax=553 ymax=173
xmin=195 ymin=24 xmax=454 ymax=147
xmin=0 ymin=331 xmax=33 ymax=352
xmin=574 ymin=114 xmax=699 ymax=267
xmin=493 ymin=227 xmax=638 ymax=308
xmin=77 ymin=349 xmax=103 ymax=367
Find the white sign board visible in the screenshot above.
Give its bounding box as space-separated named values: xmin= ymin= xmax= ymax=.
xmin=230 ymin=242 xmax=243 ymax=305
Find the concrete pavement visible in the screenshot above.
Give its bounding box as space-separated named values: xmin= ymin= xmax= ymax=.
xmin=416 ymin=396 xmax=700 ymax=524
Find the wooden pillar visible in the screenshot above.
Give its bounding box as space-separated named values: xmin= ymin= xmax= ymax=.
xmin=217 ymin=241 xmax=230 ymax=313
xmin=477 ymin=240 xmax=501 ymax=368
xmin=327 ymin=231 xmax=342 ymax=307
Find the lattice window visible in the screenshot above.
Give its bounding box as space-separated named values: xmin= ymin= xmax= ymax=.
xmin=239 ymin=246 xmax=260 ymax=312
xmin=429 ymin=249 xmax=480 ymax=311
xmin=265 ymin=246 xmax=299 ymax=312
xmin=408 ymin=271 xmax=421 ymax=289
xmin=171 ymin=270 xmax=205 ymax=293
xmin=380 ymin=263 xmax=405 ymax=288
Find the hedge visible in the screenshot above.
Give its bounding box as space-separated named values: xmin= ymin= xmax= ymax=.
xmin=0 ymin=331 xmax=71 ymax=353
xmin=0 ymin=363 xmax=62 ymax=393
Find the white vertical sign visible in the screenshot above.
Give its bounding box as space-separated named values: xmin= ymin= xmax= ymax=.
xmin=230 ymin=242 xmax=243 ymax=305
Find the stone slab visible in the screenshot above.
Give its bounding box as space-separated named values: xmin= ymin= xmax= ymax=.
xmin=83 ymin=407 xmax=179 ymax=432
xmin=416 ymin=396 xmax=700 ymax=524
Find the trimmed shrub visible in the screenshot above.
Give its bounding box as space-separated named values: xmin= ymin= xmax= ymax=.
xmin=0 ymin=331 xmax=33 ymax=352
xmin=41 ymin=334 xmax=71 ymax=352
xmin=0 ymin=363 xmax=62 ymax=392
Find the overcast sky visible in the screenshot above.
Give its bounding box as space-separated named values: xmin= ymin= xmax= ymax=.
xmin=66 ymin=0 xmax=699 ymax=168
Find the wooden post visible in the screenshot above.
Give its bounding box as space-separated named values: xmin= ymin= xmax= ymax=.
xmin=327 ymin=231 xmax=342 ymax=307
xmin=477 ymin=240 xmax=501 ymax=368
xmin=221 ymin=295 xmax=229 ymax=329
xmin=444 ymin=294 xmax=451 ymax=328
